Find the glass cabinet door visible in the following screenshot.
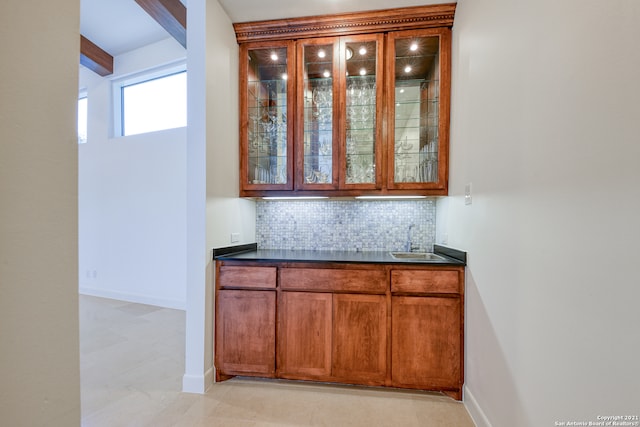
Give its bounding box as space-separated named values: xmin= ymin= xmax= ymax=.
xmin=240 ymin=41 xmax=294 ymax=192
xmin=341 ymin=34 xmax=383 ymax=188
xmin=297 ymin=38 xmax=339 ymax=190
xmin=387 ymin=29 xmax=451 ymax=191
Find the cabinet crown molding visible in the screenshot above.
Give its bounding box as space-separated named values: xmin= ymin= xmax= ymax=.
xmin=233 ymin=3 xmax=456 ymax=43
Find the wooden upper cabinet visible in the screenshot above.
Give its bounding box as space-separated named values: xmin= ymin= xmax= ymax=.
xmin=386 ymin=28 xmax=451 ymax=194
xmin=296 ymin=37 xmax=341 ymax=190
xmin=339 ymin=34 xmax=384 ymax=190
xmin=235 ymin=4 xmax=455 ymax=197
xmin=287 ymin=33 xmax=385 ymax=192
xmin=240 ymin=41 xmax=295 ymax=193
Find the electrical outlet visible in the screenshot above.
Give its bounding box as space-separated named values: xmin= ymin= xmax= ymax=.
xmin=465 ymin=183 xmax=472 ymax=205
xmin=231 ymin=233 xmax=240 ymax=243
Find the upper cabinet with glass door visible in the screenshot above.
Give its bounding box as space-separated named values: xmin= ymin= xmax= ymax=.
xmin=235 ymin=4 xmax=455 ymax=197
xmin=341 ymin=35 xmax=384 ymax=190
xmin=240 ymin=41 xmax=295 ymax=193
xmin=297 ymin=38 xmax=339 ymax=190
xmin=296 ymin=35 xmax=383 ymax=191
xmin=387 ymin=28 xmax=451 ymax=193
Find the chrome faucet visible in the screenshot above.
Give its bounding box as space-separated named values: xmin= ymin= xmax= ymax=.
xmin=405 ymin=224 xmax=419 ymax=252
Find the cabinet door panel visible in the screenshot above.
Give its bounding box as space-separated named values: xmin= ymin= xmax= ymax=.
xmin=340 ymin=34 xmax=384 ymax=189
xmin=218 ymin=266 xmax=277 ymax=289
xmin=387 ymin=28 xmax=451 ymax=192
xmin=391 ymin=296 xmax=461 ymax=389
xmin=280 ymin=267 xmax=387 ymax=293
xmin=278 ymin=292 xmax=332 ymax=379
xmin=215 ymin=290 xmax=276 ymax=376
xmin=297 ymin=38 xmax=340 ymax=190
xmin=332 ymin=294 xmax=387 ymax=384
xmin=240 ymin=41 xmax=295 ymax=193
xmin=391 ymin=269 xmax=460 ymax=294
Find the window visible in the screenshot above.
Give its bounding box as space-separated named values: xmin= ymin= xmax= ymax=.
xmin=78 ymin=95 xmax=88 ymax=144
xmin=114 ymin=65 xmax=187 ymax=137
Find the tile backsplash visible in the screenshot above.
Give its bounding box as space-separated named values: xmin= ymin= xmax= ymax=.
xmin=256 ymin=199 xmax=436 ymax=252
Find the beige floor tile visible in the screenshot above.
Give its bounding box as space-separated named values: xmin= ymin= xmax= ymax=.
xmin=80 ymin=295 xmax=475 ymax=427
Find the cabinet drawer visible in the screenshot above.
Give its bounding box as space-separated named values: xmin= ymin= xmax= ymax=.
xmin=218 ymin=266 xmax=277 ymax=289
xmin=281 ymin=268 xmax=387 ymax=293
xmin=391 ymin=269 xmax=460 ymax=294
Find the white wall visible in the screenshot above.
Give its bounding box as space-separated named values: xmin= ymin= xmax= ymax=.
xmin=441 ymin=0 xmax=640 ymax=425
xmin=78 ymin=38 xmax=188 ymax=309
xmin=0 ymin=0 xmax=81 ymax=425
xmin=183 ymin=0 xmax=256 ymax=393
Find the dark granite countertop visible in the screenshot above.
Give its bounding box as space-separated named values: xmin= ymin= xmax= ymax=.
xmin=214 ymin=244 xmax=466 ymax=266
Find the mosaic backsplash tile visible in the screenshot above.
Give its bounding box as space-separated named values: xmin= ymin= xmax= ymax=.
xmin=256 ymin=199 xmax=436 ymax=252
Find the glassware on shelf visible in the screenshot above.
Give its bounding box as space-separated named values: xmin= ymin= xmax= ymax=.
xmin=245 ymin=46 xmax=290 ymax=186
xmin=302 ymin=43 xmax=335 ymax=185
xmin=392 ymin=35 xmax=440 ymax=184
xmin=344 ymin=39 xmax=378 ymax=185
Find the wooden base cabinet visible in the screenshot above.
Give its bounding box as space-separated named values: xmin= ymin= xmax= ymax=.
xmin=215 ymin=261 xmax=464 ymax=400
xmin=215 ymin=290 xmax=276 ymax=378
xmin=278 ymin=292 xmax=387 ymax=385
xmin=332 ymin=294 xmax=387 ymax=384
xmin=391 ymin=296 xmax=461 ymax=391
xmin=215 ymin=265 xmax=277 ymax=380
xmin=390 ymin=267 xmax=464 ymax=400
xmin=278 ymin=292 xmax=332 ymax=378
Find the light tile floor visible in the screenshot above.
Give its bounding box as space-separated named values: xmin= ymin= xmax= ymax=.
xmin=80 ymin=295 xmax=475 ymax=427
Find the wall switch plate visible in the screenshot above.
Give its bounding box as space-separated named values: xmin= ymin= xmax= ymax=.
xmin=231 ymin=233 xmax=240 ymax=243
xmin=465 ymin=183 xmax=472 ymax=205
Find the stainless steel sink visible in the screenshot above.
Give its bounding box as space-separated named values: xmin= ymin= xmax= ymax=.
xmin=389 ymin=252 xmax=447 ymax=261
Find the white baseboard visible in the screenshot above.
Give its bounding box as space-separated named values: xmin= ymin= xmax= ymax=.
xmin=464 ymin=385 xmax=492 ymax=427
xmin=79 ymin=285 xmax=185 ymax=310
xmin=204 ymin=367 xmax=214 ymax=391
xmin=182 ymin=367 xmax=214 ymax=394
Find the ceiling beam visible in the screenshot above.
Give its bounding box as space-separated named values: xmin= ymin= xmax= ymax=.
xmin=80 ymin=35 xmax=114 ymax=76
xmin=135 ymin=0 xmax=187 ymax=48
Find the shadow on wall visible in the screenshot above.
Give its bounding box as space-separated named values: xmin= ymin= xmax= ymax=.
xmin=464 ymin=269 xmax=530 ymax=427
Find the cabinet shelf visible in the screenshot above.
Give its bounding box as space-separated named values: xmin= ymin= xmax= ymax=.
xmin=394 ymin=100 xmax=439 ymax=106
xmin=305 ymin=77 xmax=333 ymax=83
xmin=346 ymin=126 xmax=376 ymax=133
xmin=248 ymin=78 xmax=288 ymax=84
xmin=394 ymin=125 xmax=438 ymax=130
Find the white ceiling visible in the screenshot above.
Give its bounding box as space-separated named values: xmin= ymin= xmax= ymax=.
xmin=80 ymin=0 xmax=170 ymax=56
xmin=80 ymin=0 xmax=453 ymax=57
